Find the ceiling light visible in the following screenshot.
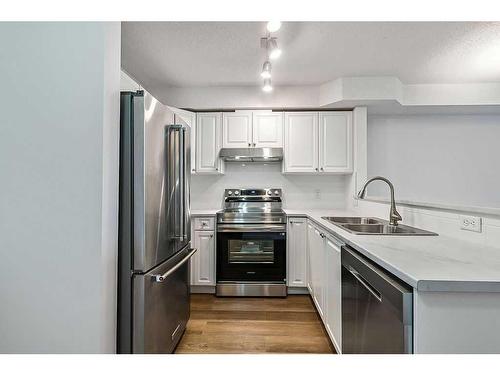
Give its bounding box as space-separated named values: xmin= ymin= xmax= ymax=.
xmin=267 ymin=21 xmax=282 ymax=33
xmin=268 ymin=38 xmax=281 ymax=60
xmin=262 ymin=79 xmax=273 ymax=92
xmin=261 ymin=61 xmax=272 ymax=79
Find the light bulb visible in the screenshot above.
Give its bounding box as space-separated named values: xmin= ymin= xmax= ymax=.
xmin=262 ymin=79 xmax=273 ymax=92
xmin=267 ymin=21 xmax=282 ymax=33
xmin=260 ymin=60 xmax=272 ymax=79
xmin=268 ymin=38 xmax=281 ymax=60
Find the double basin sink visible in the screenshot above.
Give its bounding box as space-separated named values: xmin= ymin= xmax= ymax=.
xmin=321 ymin=216 xmax=438 ymax=236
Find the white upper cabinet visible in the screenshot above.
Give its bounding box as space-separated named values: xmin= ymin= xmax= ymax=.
xmin=287 ymin=217 xmax=307 ymax=288
xmin=252 ymin=111 xmax=283 ymax=148
xmin=319 ymin=112 xmax=353 ymax=173
xmin=283 ymin=111 xmax=352 ymax=174
xmin=172 ymin=109 xmax=197 ymax=174
xmin=284 ymin=112 xmax=319 ymax=173
xmin=196 ymin=112 xmax=223 ymax=174
xmin=222 ymin=111 xmax=253 ymax=148
xmin=222 ymin=110 xmax=283 ymax=148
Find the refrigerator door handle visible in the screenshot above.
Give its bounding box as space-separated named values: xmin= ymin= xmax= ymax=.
xmin=167 ymin=125 xmax=184 ymax=240
xmin=153 ymin=248 xmax=197 ymax=282
xmin=179 ymin=127 xmax=186 ymax=241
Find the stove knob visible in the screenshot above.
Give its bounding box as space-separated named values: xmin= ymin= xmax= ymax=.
xmin=274 ymin=190 xmax=280 ymax=195
xmin=234 ymin=190 xmax=240 ymax=195
xmin=227 ymin=191 xmax=233 ymax=195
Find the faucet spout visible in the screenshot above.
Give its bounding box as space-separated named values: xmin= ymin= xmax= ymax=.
xmin=357 ymin=176 xmax=402 ymax=226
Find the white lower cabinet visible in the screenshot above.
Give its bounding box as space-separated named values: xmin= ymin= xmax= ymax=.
xmin=324 ymin=234 xmax=342 ymax=353
xmin=304 ymin=219 xmax=344 ymax=353
xmin=191 ymin=223 xmax=216 ymax=286
xmin=306 ymin=222 xmax=315 ymax=294
xmin=287 ymin=217 xmax=307 ymax=287
xmin=312 ymin=226 xmax=325 ymax=318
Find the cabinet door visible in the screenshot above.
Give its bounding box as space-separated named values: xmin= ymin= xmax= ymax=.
xmin=306 ymin=221 xmax=315 ymax=294
xmin=222 ymin=111 xmax=253 ymax=148
xmin=319 ymin=112 xmax=353 ymax=173
xmin=287 ymin=217 xmax=307 ymax=287
xmin=192 ymin=230 xmax=215 ymax=286
xmin=284 ymin=112 xmax=319 ymax=173
xmin=173 ymin=109 xmax=196 ymax=174
xmin=314 ymin=227 xmax=326 ymax=319
xmin=196 ymin=113 xmax=222 ymax=173
xmin=325 ymin=235 xmax=342 ymax=352
xmin=252 ymin=111 xmax=283 ymax=148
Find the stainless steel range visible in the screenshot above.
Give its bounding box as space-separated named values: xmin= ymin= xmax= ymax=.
xmin=216 ymin=188 xmax=287 ymax=297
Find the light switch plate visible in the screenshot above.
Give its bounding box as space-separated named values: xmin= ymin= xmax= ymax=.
xmin=460 ymin=215 xmax=482 ymax=233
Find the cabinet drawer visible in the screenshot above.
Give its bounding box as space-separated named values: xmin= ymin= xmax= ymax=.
xmin=193 ymin=217 xmax=215 ymax=230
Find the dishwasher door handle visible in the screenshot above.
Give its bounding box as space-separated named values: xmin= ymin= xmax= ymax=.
xmin=348 ymin=265 xmax=382 ymax=302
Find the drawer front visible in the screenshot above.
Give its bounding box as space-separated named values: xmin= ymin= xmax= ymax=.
xmin=193 ymin=217 xmax=215 ymax=231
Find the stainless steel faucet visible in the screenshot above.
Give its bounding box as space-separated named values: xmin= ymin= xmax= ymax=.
xmin=357 ymin=176 xmax=402 ymax=226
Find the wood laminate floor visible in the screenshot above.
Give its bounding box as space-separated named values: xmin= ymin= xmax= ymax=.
xmin=174 ymin=294 xmax=335 ymax=354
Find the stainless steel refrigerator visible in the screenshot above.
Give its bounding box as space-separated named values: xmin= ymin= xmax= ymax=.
xmin=118 ymin=90 xmax=194 ymax=354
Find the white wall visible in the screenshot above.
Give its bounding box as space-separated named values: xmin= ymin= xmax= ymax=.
xmin=367 ymin=114 xmax=500 ymax=209
xmin=191 ymin=163 xmax=347 ymax=210
xmin=0 ymin=22 xmax=121 ymax=353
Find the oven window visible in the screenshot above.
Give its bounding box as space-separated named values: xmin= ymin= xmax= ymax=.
xmin=228 ymin=239 xmax=275 ymax=263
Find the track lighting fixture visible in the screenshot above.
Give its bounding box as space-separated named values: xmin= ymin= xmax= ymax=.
xmin=259 ymin=22 xmax=283 ymax=93
xmin=262 ymin=78 xmax=273 ymax=92
xmin=266 ymin=21 xmax=282 ymax=33
xmin=261 ymin=61 xmax=272 ymax=79
xmin=268 ymin=38 xmax=281 ymax=60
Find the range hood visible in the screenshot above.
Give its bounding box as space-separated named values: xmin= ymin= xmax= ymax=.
xmin=219 ymin=147 xmax=283 ymax=162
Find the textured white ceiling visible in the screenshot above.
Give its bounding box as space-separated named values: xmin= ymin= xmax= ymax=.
xmin=121 ymin=22 xmax=500 ymax=89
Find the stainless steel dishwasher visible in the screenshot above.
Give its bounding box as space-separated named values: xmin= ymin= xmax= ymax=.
xmin=341 ymin=246 xmax=413 ymax=354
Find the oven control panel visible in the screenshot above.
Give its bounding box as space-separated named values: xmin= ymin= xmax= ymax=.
xmin=224 ymin=188 xmax=282 ymax=198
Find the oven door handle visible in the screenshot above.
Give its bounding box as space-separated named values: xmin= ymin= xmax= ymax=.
xmin=217 ymin=224 xmax=287 ymax=233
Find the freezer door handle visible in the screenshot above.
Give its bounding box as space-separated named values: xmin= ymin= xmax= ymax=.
xmin=153 ymin=248 xmax=197 ymax=282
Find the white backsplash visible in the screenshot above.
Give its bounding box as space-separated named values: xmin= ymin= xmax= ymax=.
xmin=191 ymin=163 xmax=348 ymax=210
xmin=352 ymin=199 xmax=500 ymax=248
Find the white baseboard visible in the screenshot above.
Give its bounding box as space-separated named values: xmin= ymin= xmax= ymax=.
xmin=190 ymin=285 xmax=216 ymax=294
xmin=287 ymin=286 xmax=310 ymax=295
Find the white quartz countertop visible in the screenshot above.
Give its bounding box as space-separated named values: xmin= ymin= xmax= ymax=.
xmin=284 ymin=209 xmax=500 ymax=293
xmin=191 ymin=209 xmax=220 ymax=216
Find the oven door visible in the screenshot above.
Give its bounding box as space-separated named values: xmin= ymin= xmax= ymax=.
xmin=217 ymin=224 xmax=286 ymax=282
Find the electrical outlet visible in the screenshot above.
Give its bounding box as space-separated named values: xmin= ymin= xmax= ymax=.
xmin=314 ymin=189 xmax=321 ymax=200
xmin=460 ymin=215 xmax=482 ymax=233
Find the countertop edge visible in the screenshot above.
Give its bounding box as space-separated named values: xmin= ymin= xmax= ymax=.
xmin=286 ymin=211 xmax=500 ymax=293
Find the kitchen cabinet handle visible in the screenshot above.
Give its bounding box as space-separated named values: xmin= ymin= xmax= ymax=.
xmin=315 ymin=168 xmax=318 ymax=171
xmin=153 ymin=248 xmax=197 ymax=282
xmin=210 ymin=234 xmax=214 ymax=238
xmin=248 ymin=143 xmax=251 ymax=146
xmin=320 ymin=167 xmax=324 ymax=171
xmin=253 ymin=143 xmax=256 ymax=147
